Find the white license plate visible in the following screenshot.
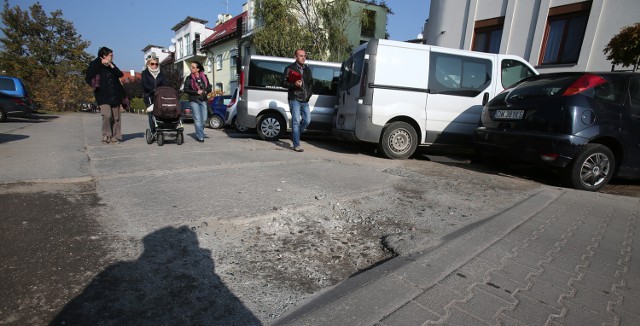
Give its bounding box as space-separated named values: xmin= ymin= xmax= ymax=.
xmin=494 ymin=109 xmax=524 ymax=120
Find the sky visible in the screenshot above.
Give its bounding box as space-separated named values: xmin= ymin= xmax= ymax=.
xmin=6 ymin=0 xmax=430 ymax=72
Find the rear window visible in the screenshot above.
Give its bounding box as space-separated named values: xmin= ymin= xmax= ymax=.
xmin=248 ymin=59 xmax=289 ymax=89
xmin=0 ymin=77 xmax=17 ymax=91
xmin=248 ymin=58 xmax=339 ymax=96
xmin=495 ymin=74 xmax=626 ymax=105
xmin=340 ymin=49 xmax=365 ymax=91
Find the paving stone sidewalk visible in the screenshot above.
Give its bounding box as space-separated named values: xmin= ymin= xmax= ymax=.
xmin=274 ymin=188 xmax=640 ymax=325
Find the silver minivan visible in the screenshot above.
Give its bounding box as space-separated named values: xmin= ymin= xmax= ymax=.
xmin=236 ymin=55 xmax=341 ymax=141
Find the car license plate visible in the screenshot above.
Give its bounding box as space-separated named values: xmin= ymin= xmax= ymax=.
xmin=494 ymin=109 xmax=524 ymax=120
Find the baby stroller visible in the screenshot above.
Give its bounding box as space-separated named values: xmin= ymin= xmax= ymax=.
xmin=145 ymin=86 xmax=184 ymax=146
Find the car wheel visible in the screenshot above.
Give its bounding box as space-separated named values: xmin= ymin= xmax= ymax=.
xmin=257 ymin=112 xmax=285 ymax=141
xmin=564 ymin=144 xmax=615 ymax=191
xmin=157 ymin=132 xmax=164 ymax=146
xmin=176 ymin=132 xmax=183 ymax=145
xmin=145 ymin=129 xmax=154 ymax=144
xmin=233 ymin=117 xmax=249 ymax=132
xmin=208 ymin=115 xmax=223 ymax=129
xmin=0 ymin=108 xmax=6 ymax=122
xmin=379 ymin=121 xmax=418 ymax=159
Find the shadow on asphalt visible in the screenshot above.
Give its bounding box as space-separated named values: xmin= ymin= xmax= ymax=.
xmin=51 ymin=226 xmax=260 ymax=325
xmin=0 ymin=133 xmax=29 ymax=144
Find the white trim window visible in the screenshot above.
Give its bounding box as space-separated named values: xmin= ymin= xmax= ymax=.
xmin=216 ymin=54 xmax=223 ymax=70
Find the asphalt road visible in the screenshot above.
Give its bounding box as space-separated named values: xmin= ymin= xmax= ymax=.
xmin=0 ymin=112 xmax=637 ymax=325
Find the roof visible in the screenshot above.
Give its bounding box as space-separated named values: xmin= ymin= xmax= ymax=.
xmin=141 ymin=44 xmax=165 ymax=52
xmin=171 ymin=16 xmax=208 ymax=31
xmin=119 ymin=71 xmax=141 ymax=84
xmin=201 ymin=11 xmax=247 ymax=48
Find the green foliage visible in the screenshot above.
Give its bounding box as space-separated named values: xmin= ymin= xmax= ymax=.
xmin=603 ymin=22 xmax=640 ymax=70
xmin=252 ymin=0 xmax=353 ymax=62
xmin=253 ymin=0 xmax=310 ymax=58
xmin=130 ymin=97 xmax=145 ymax=113
xmin=0 ymin=0 xmax=93 ymax=111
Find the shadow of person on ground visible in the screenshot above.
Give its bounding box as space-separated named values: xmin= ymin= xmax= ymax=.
xmin=50 ymin=226 xmax=261 ymax=325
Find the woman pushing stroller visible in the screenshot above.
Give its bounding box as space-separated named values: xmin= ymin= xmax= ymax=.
xmin=141 ymin=54 xmax=166 ymax=134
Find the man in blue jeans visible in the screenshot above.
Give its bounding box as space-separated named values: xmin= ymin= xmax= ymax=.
xmin=283 ymin=49 xmax=313 ymax=152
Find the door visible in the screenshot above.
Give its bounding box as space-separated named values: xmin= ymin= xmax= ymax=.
xmin=425 ymin=51 xmax=495 ymax=145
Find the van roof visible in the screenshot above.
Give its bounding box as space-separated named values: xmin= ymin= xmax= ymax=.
xmin=362 ymin=39 xmax=532 ymax=61
xmin=248 ymin=55 xmax=341 ymax=68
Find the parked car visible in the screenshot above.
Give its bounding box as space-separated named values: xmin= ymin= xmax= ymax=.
xmin=0 ymin=75 xmax=35 ymax=122
xmin=208 ymin=94 xmax=231 ymax=129
xmin=180 ymin=100 xmax=192 ymax=121
xmin=475 ymin=72 xmax=640 ymax=191
xmin=236 ymin=55 xmax=341 ymax=141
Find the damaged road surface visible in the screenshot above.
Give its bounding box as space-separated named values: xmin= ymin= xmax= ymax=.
xmin=0 ymin=114 xmax=541 ymax=324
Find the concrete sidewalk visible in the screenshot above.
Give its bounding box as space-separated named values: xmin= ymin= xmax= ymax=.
xmin=274 ymin=188 xmax=640 ymax=325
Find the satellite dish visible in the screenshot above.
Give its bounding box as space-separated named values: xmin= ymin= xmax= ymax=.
xmin=218 ymin=14 xmax=223 ymax=20
xmin=171 ymin=38 xmax=176 ymax=44
xmin=169 ymin=45 xmax=176 ymax=53
xmin=417 ymin=33 xmax=424 ymax=40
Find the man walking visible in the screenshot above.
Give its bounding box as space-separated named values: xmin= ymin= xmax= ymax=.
xmin=283 ymin=49 xmax=313 ymax=152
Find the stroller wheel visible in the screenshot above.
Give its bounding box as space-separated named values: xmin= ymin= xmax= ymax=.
xmin=177 ymin=132 xmax=184 ymax=145
xmin=157 ymin=132 xmax=164 ymax=146
xmin=145 ymin=129 xmax=154 ymax=144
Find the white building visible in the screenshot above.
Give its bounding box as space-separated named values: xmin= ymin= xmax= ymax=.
xmin=169 ymin=16 xmax=215 ymax=77
xmin=423 ymin=0 xmax=640 ymax=72
xmin=141 ymin=44 xmax=170 ymax=69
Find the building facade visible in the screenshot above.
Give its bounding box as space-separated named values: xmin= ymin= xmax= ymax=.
xmin=423 ymin=0 xmax=640 ymax=72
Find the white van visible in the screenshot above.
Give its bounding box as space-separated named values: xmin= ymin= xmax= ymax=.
xmin=236 ymin=55 xmax=341 ymax=140
xmin=335 ymin=39 xmax=538 ymax=159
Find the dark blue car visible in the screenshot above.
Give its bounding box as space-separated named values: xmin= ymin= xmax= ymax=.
xmin=207 ymin=94 xmax=231 ymax=129
xmin=475 ymin=72 xmax=640 ymax=191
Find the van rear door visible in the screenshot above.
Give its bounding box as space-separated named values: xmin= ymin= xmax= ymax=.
xmin=335 ymin=48 xmax=367 ymax=133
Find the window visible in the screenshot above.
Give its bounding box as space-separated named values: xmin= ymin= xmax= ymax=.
xmin=473 ymin=17 xmax=504 ymax=54
xmin=630 ymin=78 xmax=640 ymax=115
xmin=216 ymin=54 xmax=222 ymax=70
xmin=361 ymin=9 xmax=376 ymax=37
xmin=215 ymin=82 xmax=223 ymax=93
xmin=185 ymin=34 xmax=192 ymax=56
xmin=501 ymin=59 xmax=536 ymax=88
xmin=177 ymin=39 xmax=183 ymax=59
xmin=230 ymin=50 xmax=238 ymax=68
xmin=540 ymin=2 xmax=591 ymax=65
xmin=311 ymin=66 xmax=340 ymax=96
xmin=194 ymin=33 xmax=200 ymax=54
xmin=429 ymin=52 xmax=492 ymax=97
xmin=0 ymin=78 xmax=16 ymax=91
xmin=339 ymin=49 xmax=365 ymax=91
xmin=248 ymin=58 xmax=340 ymax=94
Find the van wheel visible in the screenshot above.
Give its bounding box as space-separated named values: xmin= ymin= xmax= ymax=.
xmin=563 ymin=144 xmax=614 ymax=191
xmin=257 ymin=113 xmax=285 ymax=141
xmin=208 ymin=115 xmax=224 ymax=129
xmin=379 ymin=122 xmax=418 ymax=159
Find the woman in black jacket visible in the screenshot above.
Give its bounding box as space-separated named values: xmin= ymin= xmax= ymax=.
xmin=183 ymin=61 xmax=212 ymax=143
xmin=141 ymin=55 xmax=166 ymax=134
xmin=85 ymin=47 xmax=125 ymax=144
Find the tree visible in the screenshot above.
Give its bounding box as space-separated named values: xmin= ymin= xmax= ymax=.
xmin=0 ymin=0 xmax=93 ymax=111
xmin=603 ymin=22 xmax=640 ymax=71
xmin=252 ymin=0 xmax=354 ymax=62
